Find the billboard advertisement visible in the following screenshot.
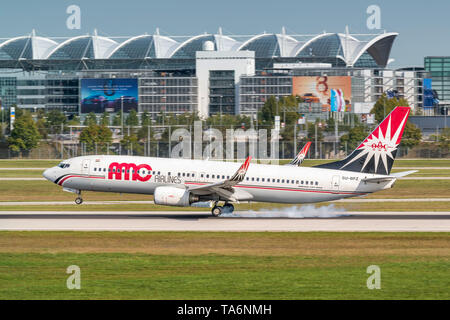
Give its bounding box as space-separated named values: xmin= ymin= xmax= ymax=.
xmin=423 ymin=78 xmax=439 ymax=108
xmin=292 ymin=76 xmax=352 ymax=112
xmin=80 ymin=78 xmax=138 ymax=114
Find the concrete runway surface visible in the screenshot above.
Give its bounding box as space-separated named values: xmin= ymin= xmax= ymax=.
xmin=0 ymin=210 xmax=449 ymax=232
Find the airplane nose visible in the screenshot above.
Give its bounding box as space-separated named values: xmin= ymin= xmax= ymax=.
xmin=43 ymin=168 xmax=56 ymax=182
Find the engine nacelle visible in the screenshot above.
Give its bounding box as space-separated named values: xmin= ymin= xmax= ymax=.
xmin=154 ymin=186 xmax=198 ymax=207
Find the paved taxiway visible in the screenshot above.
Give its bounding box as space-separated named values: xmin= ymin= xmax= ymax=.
xmin=1 ymin=211 xmax=449 ymax=232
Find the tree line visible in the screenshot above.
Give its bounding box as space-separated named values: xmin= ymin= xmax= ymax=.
xmin=2 ymin=94 xmax=429 ymax=156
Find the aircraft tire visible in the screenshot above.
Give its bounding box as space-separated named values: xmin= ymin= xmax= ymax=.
xmin=75 ymin=197 xmax=83 ymax=205
xmin=211 ymin=206 xmax=222 ymax=217
xmin=223 ymin=203 xmax=234 ymax=213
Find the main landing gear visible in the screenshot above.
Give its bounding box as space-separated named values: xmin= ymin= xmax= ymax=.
xmin=75 ymin=191 xmax=83 ymax=205
xmin=211 ymin=202 xmax=235 ymax=217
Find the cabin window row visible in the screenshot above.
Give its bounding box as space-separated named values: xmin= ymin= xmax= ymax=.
xmin=93 ymin=167 xmax=319 ymax=186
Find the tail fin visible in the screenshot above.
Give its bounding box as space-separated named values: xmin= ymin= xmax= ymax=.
xmin=315 ymin=106 xmax=411 ymax=175
xmin=288 ymin=142 xmax=312 ymax=166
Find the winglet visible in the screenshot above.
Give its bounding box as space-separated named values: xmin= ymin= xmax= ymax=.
xmin=289 ymin=142 xmax=312 ymax=166
xmin=230 ymin=156 xmax=252 ymax=183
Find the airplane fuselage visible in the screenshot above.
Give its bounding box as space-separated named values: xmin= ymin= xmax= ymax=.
xmin=43 ymin=155 xmax=394 ymax=204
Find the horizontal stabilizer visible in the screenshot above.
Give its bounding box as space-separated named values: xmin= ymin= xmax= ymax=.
xmin=362 ymin=176 xmax=396 ymax=183
xmin=362 ymin=170 xmax=417 ymax=183
xmin=390 ymin=170 xmax=418 ymax=178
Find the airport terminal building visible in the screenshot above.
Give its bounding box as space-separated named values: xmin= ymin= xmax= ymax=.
xmin=0 ymin=29 xmax=431 ymax=119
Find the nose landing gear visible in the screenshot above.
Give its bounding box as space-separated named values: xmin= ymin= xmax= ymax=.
xmin=75 ymin=191 xmax=83 ymax=205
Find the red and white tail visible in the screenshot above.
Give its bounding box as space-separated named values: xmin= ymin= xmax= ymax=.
xmin=289 ymin=142 xmax=312 ymax=166
xmin=230 ymin=156 xmax=252 ymax=182
xmin=316 ymin=106 xmax=411 ymax=175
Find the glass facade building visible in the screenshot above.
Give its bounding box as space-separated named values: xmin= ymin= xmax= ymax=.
xmin=240 ymin=75 xmax=292 ymax=116
xmin=0 ymin=30 xmax=422 ymax=117
xmin=209 ymin=70 xmax=235 ymax=115
xmin=425 ymin=57 xmax=450 ymax=101
xmin=0 ymin=77 xmax=17 ymax=109
xmin=140 ymin=76 xmax=198 ymax=116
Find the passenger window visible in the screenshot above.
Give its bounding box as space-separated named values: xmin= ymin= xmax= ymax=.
xmin=277 ymin=179 xmax=280 ymax=183
xmin=256 ymin=178 xmax=259 ymax=182
xmin=296 ymin=180 xmax=299 ymax=184
xmin=315 ymin=181 xmax=318 ymax=185
xmin=282 ymin=179 xmax=285 ymax=183
xmin=187 ymin=173 xmax=190 ymax=177
xmin=306 ymin=181 xmax=309 ymax=185
xmin=262 ymin=178 xmax=265 ymax=182
xmin=222 ymin=175 xmax=225 ymax=179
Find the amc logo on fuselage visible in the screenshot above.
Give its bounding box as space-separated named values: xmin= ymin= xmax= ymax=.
xmin=108 ymin=162 xmax=152 ymax=182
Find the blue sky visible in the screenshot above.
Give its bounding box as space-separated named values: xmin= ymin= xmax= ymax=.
xmin=0 ymin=0 xmax=447 ymax=67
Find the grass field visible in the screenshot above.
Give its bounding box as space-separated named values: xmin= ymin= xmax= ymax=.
xmin=0 ymin=159 xmax=448 ymax=300
xmin=0 ymin=232 xmax=448 ymax=300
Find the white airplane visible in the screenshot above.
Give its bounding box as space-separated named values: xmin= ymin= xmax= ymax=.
xmin=43 ymin=106 xmax=416 ymax=216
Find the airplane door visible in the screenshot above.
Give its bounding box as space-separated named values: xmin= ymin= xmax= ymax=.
xmin=81 ymin=159 xmax=90 ymax=175
xmin=332 ymin=176 xmax=340 ymax=190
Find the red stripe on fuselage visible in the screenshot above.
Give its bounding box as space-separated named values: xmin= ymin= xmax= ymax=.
xmin=184 ymin=182 xmax=366 ymax=195
xmin=58 ymin=175 xmax=105 ymax=186
xmin=57 ymin=176 xmax=366 ymax=196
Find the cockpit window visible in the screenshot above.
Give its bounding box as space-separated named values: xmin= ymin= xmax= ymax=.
xmin=57 ymin=163 xmax=70 ymax=169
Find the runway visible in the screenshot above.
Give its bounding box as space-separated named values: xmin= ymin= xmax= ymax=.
xmin=1 ymin=210 xmax=449 ymax=232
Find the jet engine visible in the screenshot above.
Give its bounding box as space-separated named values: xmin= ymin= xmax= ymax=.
xmin=154 ymin=186 xmax=199 ymax=207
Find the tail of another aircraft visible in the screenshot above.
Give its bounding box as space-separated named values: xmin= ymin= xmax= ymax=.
xmin=288 ymin=142 xmax=312 ymax=166
xmin=315 ymin=106 xmax=411 ymax=175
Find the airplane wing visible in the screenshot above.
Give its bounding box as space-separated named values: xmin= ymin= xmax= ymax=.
xmin=362 ymin=170 xmax=418 ymax=183
xmin=286 ymin=142 xmax=311 ymax=166
xmin=188 ymin=156 xmax=253 ymax=202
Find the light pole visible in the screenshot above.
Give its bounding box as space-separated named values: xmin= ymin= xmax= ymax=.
xmin=275 ymin=96 xmax=279 ymax=116
xmin=219 ymin=95 xmax=223 ymax=127
xmin=121 ymin=96 xmax=124 ymax=137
